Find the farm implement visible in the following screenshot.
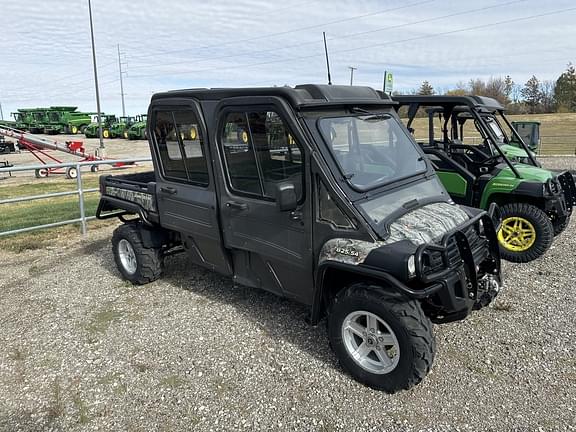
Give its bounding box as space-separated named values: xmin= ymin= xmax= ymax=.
xmin=0 ymin=126 xmax=132 ymax=179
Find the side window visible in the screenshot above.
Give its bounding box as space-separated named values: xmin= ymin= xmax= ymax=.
xmin=153 ymin=110 xmax=209 ymax=186
xmin=221 ymin=110 xmax=304 ymax=200
xmin=317 ymin=179 xmax=354 ymax=229
xmin=154 ymin=111 xmax=187 ymax=180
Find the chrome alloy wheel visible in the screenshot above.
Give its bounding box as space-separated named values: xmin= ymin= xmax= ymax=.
xmin=118 ymin=239 xmax=137 ymax=274
xmin=341 ymin=310 xmax=400 ymax=374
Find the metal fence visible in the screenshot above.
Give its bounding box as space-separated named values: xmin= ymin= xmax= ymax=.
xmin=0 ymin=158 xmax=152 ymax=237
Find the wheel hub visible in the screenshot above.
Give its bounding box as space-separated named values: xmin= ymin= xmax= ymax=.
xmin=497 ymin=216 xmax=536 ymax=252
xmin=118 ymin=239 xmax=137 ymax=274
xmin=341 ymin=311 xmax=400 ymax=375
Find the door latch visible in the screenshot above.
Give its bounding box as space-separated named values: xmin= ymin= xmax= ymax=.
xmin=161 ymin=186 xmax=177 ymax=194
xmin=226 ymin=201 xmax=248 ymax=210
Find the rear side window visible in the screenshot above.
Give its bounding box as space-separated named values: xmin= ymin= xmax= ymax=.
xmin=220 ymin=110 xmax=303 ymax=200
xmin=153 ymin=110 xmax=209 ymax=186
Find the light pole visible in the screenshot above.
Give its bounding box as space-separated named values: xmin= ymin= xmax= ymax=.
xmin=88 ymin=0 xmax=104 ymax=153
xmin=117 ymin=44 xmax=126 ymax=117
xmin=0 ymin=100 xmax=4 ymax=120
xmin=348 ymin=66 xmax=357 ymax=86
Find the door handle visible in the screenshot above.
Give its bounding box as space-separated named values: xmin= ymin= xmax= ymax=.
xmin=226 ymin=201 xmax=248 ymax=210
xmin=161 ymin=186 xmax=177 ymax=194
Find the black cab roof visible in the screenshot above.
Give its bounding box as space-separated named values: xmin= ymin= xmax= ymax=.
xmin=392 ymin=95 xmax=504 ymax=113
xmin=152 ymin=84 xmax=396 ymax=108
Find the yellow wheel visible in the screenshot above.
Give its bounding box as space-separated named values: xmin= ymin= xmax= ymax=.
xmin=71 ymin=125 xmax=78 ymax=134
xmin=190 ymin=127 xmax=197 ymax=140
xmin=497 ymin=203 xmax=553 ymax=263
xmin=123 ymin=131 xmax=128 ymax=139
xmin=497 ymin=216 xmax=536 ymax=252
xmin=241 ymin=131 xmax=248 ymax=143
xmin=103 ymin=129 xmax=110 ymax=138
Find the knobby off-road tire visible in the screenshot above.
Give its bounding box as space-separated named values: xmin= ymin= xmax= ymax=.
xmin=328 ymin=284 xmax=435 ymax=393
xmin=553 ymin=215 xmax=570 ymax=236
xmin=497 ymin=203 xmax=554 ymax=263
xmin=112 ymin=223 xmax=163 ymax=284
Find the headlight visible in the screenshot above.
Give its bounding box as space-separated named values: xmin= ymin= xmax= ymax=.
xmin=407 ymin=255 xmax=416 ymax=278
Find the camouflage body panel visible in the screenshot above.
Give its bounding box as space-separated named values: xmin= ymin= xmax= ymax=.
xmin=319 ymin=202 xmax=469 ymax=265
xmin=105 ymin=186 xmax=156 ymax=212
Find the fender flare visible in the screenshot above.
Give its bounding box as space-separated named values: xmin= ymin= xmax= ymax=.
xmin=310 ymin=261 xmax=443 ymax=325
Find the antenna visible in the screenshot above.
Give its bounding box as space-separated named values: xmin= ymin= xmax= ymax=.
xmin=323 ymin=32 xmax=332 ymax=85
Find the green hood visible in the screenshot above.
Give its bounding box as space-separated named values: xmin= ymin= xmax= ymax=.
xmin=496 ymin=163 xmax=553 ymax=182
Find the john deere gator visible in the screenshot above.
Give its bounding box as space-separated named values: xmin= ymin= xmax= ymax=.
xmin=393 ymin=95 xmax=576 ymax=263
xmin=125 ymin=114 xmax=147 ymax=139
xmin=84 ymin=115 xmax=117 ymax=138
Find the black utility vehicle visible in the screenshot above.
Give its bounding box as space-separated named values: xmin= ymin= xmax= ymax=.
xmin=97 ymin=85 xmax=502 ymax=392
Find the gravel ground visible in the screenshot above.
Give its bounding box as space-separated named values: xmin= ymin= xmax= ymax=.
xmin=1 ymin=220 xmax=575 ymax=432
xmin=539 ymin=156 xmax=576 ymax=172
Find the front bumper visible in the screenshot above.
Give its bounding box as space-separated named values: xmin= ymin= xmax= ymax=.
xmin=413 ymin=211 xmax=501 ymax=323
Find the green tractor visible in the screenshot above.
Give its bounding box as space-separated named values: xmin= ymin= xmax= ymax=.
xmin=125 ymin=114 xmax=147 ymax=140
xmin=394 ymin=95 xmax=576 ymax=263
xmin=84 ymin=115 xmax=117 ymax=139
xmin=109 ymin=116 xmax=135 ymax=138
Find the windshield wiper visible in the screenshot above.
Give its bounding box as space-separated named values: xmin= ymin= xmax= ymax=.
xmin=361 ymin=114 xmax=390 ymax=122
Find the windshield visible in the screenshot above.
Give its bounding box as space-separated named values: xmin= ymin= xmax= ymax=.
xmin=319 ymin=114 xmax=427 ymax=190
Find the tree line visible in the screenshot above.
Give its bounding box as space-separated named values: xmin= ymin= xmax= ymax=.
xmin=403 ymin=63 xmax=576 ymax=114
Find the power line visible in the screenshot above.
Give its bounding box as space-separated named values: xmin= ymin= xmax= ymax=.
xmin=128 ymin=5 xmax=576 ymax=81
xmin=127 ymin=0 xmax=436 ymax=61
xmin=125 ymin=0 xmax=527 ymax=75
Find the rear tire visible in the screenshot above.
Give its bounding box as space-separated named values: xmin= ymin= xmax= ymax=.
xmin=327 ymin=283 xmax=435 ymax=393
xmin=497 ymin=203 xmax=553 ymax=263
xmin=112 ymin=224 xmax=163 ymax=284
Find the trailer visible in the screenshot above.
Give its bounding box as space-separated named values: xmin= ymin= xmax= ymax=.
xmin=0 ymin=126 xmax=132 ymax=179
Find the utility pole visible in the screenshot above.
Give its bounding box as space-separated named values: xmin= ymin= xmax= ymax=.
xmin=0 ymin=100 xmax=4 ymax=120
xmin=88 ymin=0 xmax=104 ymax=153
xmin=348 ymin=66 xmax=357 ymax=86
xmin=117 ymin=44 xmax=126 ymax=117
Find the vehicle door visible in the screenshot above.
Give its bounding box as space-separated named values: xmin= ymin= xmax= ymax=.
xmin=214 ymin=100 xmax=313 ymax=303
xmin=150 ymin=100 xmax=232 ymax=275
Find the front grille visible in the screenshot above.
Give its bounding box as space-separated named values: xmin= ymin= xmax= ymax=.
xmin=421 ymin=224 xmax=488 ymax=276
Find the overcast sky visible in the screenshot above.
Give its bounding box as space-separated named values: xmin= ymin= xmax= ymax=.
xmin=1 ymin=0 xmax=575 ymax=118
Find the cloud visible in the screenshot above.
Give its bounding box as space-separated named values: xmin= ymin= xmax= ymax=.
xmin=1 ymin=0 xmax=575 ymax=117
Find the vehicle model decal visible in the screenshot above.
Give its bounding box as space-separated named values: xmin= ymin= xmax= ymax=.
xmin=320 ymin=202 xmax=469 ymax=265
xmin=105 ymin=186 xmax=155 ymax=211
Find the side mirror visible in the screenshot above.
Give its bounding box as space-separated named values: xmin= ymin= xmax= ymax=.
xmin=275 ymin=182 xmax=298 ymax=212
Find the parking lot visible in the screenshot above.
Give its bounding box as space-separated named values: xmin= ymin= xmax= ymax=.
xmin=0 ymin=210 xmax=575 ymax=431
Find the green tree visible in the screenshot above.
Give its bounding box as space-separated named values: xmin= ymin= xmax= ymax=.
xmin=418 ymin=81 xmax=435 ymax=95
xmin=554 ymin=63 xmax=576 ymax=112
xmin=521 ymin=75 xmax=542 ymax=114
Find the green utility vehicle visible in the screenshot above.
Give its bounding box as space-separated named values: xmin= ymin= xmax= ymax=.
xmin=110 ymin=116 xmax=135 ymax=138
xmin=43 ymin=106 xmax=79 ymax=134
xmin=125 ymin=114 xmax=147 ymax=139
xmin=84 ymin=115 xmax=117 ymax=138
xmin=394 ymin=95 xmax=576 ymax=263
xmin=96 ymin=84 xmax=503 ymax=392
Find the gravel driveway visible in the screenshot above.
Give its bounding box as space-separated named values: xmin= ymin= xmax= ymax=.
xmin=1 ymin=220 xmax=575 ymax=431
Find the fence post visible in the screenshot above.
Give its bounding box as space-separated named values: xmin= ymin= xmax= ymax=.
xmin=76 ymin=163 xmax=87 ymax=236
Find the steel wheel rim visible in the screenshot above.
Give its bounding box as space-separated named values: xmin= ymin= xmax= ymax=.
xmin=498 ymin=216 xmax=536 ymax=252
xmin=118 ymin=239 xmax=137 ymax=274
xmin=341 ymin=310 xmax=400 ymax=375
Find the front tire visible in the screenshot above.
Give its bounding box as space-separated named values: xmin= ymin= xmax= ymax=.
xmin=328 ymin=284 xmax=435 ymax=393
xmin=497 ymin=203 xmax=554 ymax=263
xmin=552 ymin=215 xmax=570 ymax=236
xmin=112 ymin=224 xmax=163 ymax=284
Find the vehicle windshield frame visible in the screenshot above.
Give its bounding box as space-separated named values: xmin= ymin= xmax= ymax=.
xmin=316 ymin=112 xmax=429 ymax=193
